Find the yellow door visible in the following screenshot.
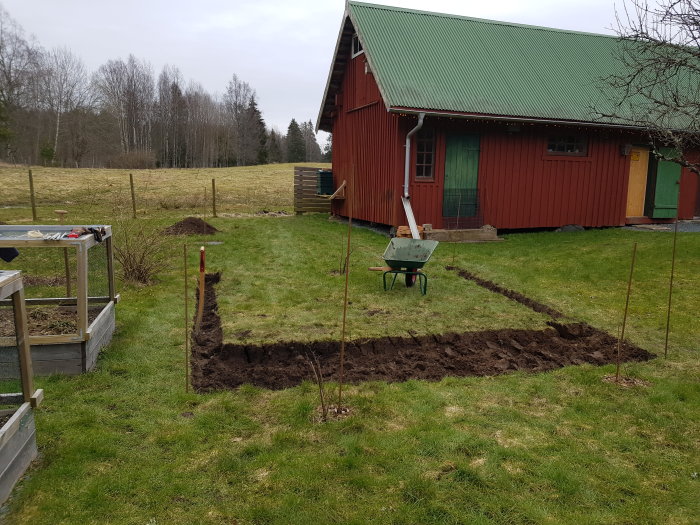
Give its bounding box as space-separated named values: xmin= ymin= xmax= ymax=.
xmin=626 ymin=147 xmax=649 ymax=217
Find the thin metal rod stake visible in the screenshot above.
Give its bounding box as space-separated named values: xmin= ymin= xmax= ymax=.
xmin=338 ymin=177 xmax=353 ymax=410
xmin=616 ymin=242 xmax=637 ymax=382
xmin=184 ymin=244 xmax=189 ymax=393
xmin=664 ymin=218 xmax=679 ymax=358
xmin=196 ymin=246 xmax=206 ymax=332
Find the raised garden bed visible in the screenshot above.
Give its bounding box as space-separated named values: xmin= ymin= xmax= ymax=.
xmin=0 ymin=225 xmax=117 ymax=375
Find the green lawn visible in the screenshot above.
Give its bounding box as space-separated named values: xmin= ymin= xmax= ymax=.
xmin=211 ymin=215 xmax=547 ymax=344
xmin=0 ymin=166 xmax=698 ymax=524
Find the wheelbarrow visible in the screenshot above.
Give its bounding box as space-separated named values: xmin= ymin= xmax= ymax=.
xmin=381 ymin=238 xmax=439 ymax=294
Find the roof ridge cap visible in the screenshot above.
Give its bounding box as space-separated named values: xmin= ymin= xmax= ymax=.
xmin=348 ymin=1 xmax=618 ymax=40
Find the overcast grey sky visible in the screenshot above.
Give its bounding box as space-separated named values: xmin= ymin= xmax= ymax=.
xmin=3 ymin=0 xmax=620 ymax=140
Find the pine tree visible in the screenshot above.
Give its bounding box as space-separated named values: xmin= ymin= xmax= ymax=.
xmin=322 ymin=134 xmax=332 ymax=162
xmin=246 ymin=97 xmax=267 ymax=165
xmin=286 ymin=118 xmax=305 ymax=163
xmin=266 ymin=129 xmax=284 ymax=163
xmin=300 ymin=120 xmax=322 ymax=162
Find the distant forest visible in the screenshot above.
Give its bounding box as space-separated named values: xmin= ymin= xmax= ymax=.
xmin=0 ymin=5 xmax=330 ymax=169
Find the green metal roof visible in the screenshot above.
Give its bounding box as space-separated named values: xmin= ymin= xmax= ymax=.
xmin=318 ymin=2 xmax=650 ymax=130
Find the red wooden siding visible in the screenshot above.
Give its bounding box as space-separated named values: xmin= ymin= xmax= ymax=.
xmin=331 ymin=51 xmax=405 ymax=226
xmin=479 ymin=128 xmax=630 ymax=228
xmin=407 ymin=130 xmax=446 ymax=228
xmin=407 ymin=123 xmax=631 ymax=229
xmin=329 ymin=51 xmax=699 ymax=228
xmin=678 ymin=152 xmax=699 ymax=219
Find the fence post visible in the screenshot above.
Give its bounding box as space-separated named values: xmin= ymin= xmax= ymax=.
xmin=212 ymin=178 xmax=217 ymax=218
xmin=28 ymin=168 xmax=37 ymax=221
xmin=129 ymin=173 xmax=137 ymax=219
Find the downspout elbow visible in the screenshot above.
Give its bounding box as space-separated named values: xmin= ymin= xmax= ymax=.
xmin=404 ymin=112 xmax=425 ymax=199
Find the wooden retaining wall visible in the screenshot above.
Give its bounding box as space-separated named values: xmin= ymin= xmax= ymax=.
xmin=294 ymin=166 xmax=332 ymax=215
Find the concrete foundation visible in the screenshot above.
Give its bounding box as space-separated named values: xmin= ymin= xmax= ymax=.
xmin=424 ymin=225 xmax=502 ymax=242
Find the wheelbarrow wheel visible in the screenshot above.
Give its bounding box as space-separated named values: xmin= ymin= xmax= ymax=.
xmin=405 ymin=272 xmax=417 ymax=287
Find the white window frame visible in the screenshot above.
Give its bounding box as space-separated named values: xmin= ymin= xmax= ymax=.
xmin=352 ymin=34 xmax=364 ymax=58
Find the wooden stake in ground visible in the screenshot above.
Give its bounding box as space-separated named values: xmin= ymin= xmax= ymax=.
xmin=184 ymin=243 xmax=189 ymax=393
xmin=55 ymin=209 xmax=71 ymax=297
xmin=195 ymin=246 xmax=206 ymax=332
xmin=616 ymin=242 xmax=637 ymax=382
xmin=211 ymin=178 xmax=217 ymax=218
xmin=28 ymin=168 xmax=37 ymax=221
xmin=129 ymin=173 xmax=137 ymax=219
xmin=664 ymin=218 xmax=679 ymax=358
xmin=338 ymin=179 xmax=353 ymax=410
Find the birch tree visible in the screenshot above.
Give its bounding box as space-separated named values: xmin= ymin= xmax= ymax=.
xmin=39 ymin=47 xmax=90 ymax=161
xmin=93 ymin=54 xmax=154 ymax=154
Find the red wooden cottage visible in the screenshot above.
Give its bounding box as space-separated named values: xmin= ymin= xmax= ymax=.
xmin=317 ymin=2 xmax=700 ymax=233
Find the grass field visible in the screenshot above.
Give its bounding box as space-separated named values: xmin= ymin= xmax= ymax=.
xmin=0 ymin=165 xmax=698 ymax=524
xmin=0 ymin=163 xmax=329 ymax=223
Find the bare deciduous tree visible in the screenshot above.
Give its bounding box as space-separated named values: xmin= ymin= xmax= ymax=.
xmin=0 ymin=5 xmax=39 ymax=110
xmin=223 ymin=74 xmax=257 ymax=166
xmin=600 ymin=0 xmax=700 ymax=173
xmin=93 ymin=55 xmax=154 ymax=155
xmin=39 ymin=47 xmax=90 ymax=162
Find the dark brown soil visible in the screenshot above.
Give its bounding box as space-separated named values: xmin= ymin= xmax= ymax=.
xmin=0 ymin=414 xmax=11 ymax=428
xmin=191 ymin=274 xmax=654 ymax=392
xmin=163 ymin=217 xmax=219 ymax=236
xmin=22 ymin=275 xmax=66 ymax=287
xmin=0 ymin=306 xmax=101 ymax=336
xmin=446 ymin=265 xmax=565 ymax=318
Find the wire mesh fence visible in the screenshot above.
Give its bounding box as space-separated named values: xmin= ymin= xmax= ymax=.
xmin=442 ymin=189 xmax=483 ymax=229
xmin=0 ymin=303 xmax=21 ymax=387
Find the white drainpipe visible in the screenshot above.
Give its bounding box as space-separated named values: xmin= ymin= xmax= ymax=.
xmin=403 ymin=112 xmax=425 ymax=198
xmin=400 ymin=113 xmax=425 ymax=239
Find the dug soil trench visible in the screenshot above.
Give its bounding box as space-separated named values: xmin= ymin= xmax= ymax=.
xmin=445 ymin=265 xmax=565 ymax=318
xmin=191 ymin=273 xmax=654 ymax=392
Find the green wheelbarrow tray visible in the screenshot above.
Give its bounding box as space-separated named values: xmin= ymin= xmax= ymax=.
xmin=382 ymin=238 xmax=439 ymax=270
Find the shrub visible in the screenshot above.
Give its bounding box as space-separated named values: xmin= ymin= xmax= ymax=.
xmin=107 ymin=150 xmax=156 ymax=169
xmin=113 ymin=217 xmax=170 ymax=284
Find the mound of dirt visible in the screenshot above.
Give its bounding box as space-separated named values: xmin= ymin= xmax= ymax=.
xmin=190 ymin=273 xmax=654 ymax=392
xmin=163 ymin=217 xmax=219 ymax=236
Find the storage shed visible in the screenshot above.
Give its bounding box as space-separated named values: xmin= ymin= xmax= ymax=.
xmin=317 ymin=2 xmax=700 ymax=232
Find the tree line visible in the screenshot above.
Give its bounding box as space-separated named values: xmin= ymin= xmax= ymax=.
xmin=0 ymin=5 xmax=330 ymax=168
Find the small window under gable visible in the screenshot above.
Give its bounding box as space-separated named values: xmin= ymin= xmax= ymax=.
xmin=352 ymin=34 xmax=364 ymax=58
